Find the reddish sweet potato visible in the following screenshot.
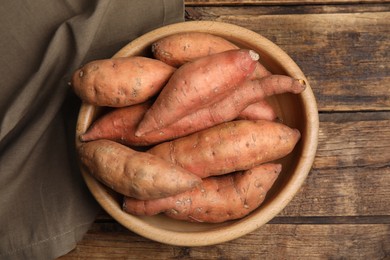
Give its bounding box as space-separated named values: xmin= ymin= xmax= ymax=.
xmin=123 ymin=163 xmax=281 ymax=223
xmin=250 ymin=61 xmax=272 ymax=79
xmin=80 ymin=75 xmax=303 ymax=146
xmin=79 ymin=101 xmax=151 ymax=145
xmin=148 ymin=120 xmax=300 ymax=178
xmin=165 ymin=75 xmax=304 ymax=132
xmin=71 ymin=56 xmax=175 ymax=107
xmin=237 ymin=99 xmax=277 ymax=121
xmin=78 ymin=139 xmax=201 ymax=200
xmin=80 ymin=96 xmax=269 ymax=146
xmin=135 ymin=49 xmax=260 ymax=136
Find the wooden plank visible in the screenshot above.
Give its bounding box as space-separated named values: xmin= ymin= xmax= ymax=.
xmin=185 ymin=0 xmax=390 ymax=5
xmin=280 ymin=166 xmax=390 ymax=216
xmin=185 ymin=9 xmax=390 ymax=112
xmin=314 ymin=116 xmax=390 ymax=169
xmin=58 ymin=223 xmax=390 ymax=259
xmin=271 ymin=215 xmax=390 ymax=224
xmin=186 ymin=4 xmax=390 ymax=17
xmin=279 ymin=114 xmax=390 ymax=216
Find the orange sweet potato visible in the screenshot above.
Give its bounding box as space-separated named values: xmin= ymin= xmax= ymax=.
xmin=152 ymin=32 xmax=239 ymax=67
xmin=71 ymin=56 xmax=175 ymax=107
xmin=135 ymin=49 xmax=260 ymax=136
xmin=78 ymin=139 xmax=201 ymax=200
xmin=123 ymin=163 xmax=281 ymax=223
xmin=148 ymin=120 xmax=300 ymax=178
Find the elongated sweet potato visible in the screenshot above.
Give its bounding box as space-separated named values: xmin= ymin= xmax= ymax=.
xmin=123 ymin=163 xmax=281 ymax=223
xmin=250 ymin=61 xmax=272 ymax=79
xmin=71 ymin=56 xmax=175 ymax=107
xmin=138 ymin=75 xmax=301 ymax=143
xmin=79 ymin=97 xmax=272 ymax=147
xmin=152 ymin=32 xmax=239 ymax=67
xmin=79 ymin=101 xmax=152 ymax=146
xmin=166 ymin=75 xmax=304 ymax=132
xmin=237 ymin=99 xmax=277 ymax=121
xmin=148 ymin=120 xmax=300 ymax=178
xmin=78 ymin=139 xmax=201 ymax=200
xmin=152 ymin=32 xmax=271 ymax=79
xmin=135 ymin=49 xmax=260 ymax=136
xmin=81 ymin=75 xmax=302 ymax=146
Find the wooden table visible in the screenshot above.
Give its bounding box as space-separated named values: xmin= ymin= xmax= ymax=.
xmin=60 ymin=1 xmax=390 ymax=259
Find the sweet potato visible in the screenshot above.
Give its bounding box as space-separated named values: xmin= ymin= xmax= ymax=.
xmin=81 ymin=75 xmax=302 ymax=146
xmin=79 ymin=101 xmax=152 ymax=146
xmin=168 ymin=75 xmax=304 ymax=130
xmin=71 ymin=56 xmax=175 ymax=107
xmin=139 ymin=76 xmax=299 ymax=143
xmin=135 ymin=49 xmax=260 ymax=136
xmin=79 ymin=97 xmax=272 ymax=146
xmin=123 ymin=163 xmax=281 ymax=223
xmin=148 ymin=120 xmax=300 ymax=178
xmin=250 ymin=61 xmax=272 ymax=79
xmin=78 ymin=139 xmax=201 ymax=200
xmin=152 ymin=32 xmax=271 ymax=79
xmin=152 ymin=32 xmax=239 ymax=67
xmin=237 ymin=99 xmax=277 ymax=121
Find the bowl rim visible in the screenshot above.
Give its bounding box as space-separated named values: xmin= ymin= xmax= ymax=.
xmin=76 ymin=20 xmax=319 ymax=246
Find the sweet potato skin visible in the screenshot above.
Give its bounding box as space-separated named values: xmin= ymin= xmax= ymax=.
xmin=135 ymin=49 xmax=259 ymax=136
xmin=237 ymin=99 xmax=277 ymax=121
xmin=152 ymin=32 xmax=272 ymax=80
xmin=71 ymin=56 xmax=175 ymax=107
xmin=123 ymin=163 xmax=281 ymax=223
xmin=78 ymin=139 xmax=201 ymax=200
xmin=148 ymin=120 xmax=300 ymax=178
xmin=79 ymin=101 xmax=151 ymax=145
xmin=152 ymin=32 xmax=239 ymax=67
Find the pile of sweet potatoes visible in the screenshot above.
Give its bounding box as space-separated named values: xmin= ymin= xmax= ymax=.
xmin=72 ymin=32 xmax=306 ymax=223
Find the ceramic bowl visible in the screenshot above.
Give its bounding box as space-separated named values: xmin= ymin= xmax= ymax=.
xmin=75 ymin=21 xmax=319 ymax=246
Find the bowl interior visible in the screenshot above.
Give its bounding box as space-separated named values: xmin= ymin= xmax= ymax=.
xmin=76 ymin=21 xmax=318 ymax=246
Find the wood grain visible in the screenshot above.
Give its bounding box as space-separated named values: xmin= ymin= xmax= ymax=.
xmin=315 ymin=118 xmax=390 ymax=169
xmin=186 ymin=7 xmax=390 ymax=112
xmin=279 ymin=114 xmax=390 ymax=216
xmin=59 ymin=223 xmax=390 ymax=259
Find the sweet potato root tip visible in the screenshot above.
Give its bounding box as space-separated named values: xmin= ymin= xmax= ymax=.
xmin=249 ymin=50 xmax=260 ymax=61
xmin=298 ymin=78 xmax=306 ymax=87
